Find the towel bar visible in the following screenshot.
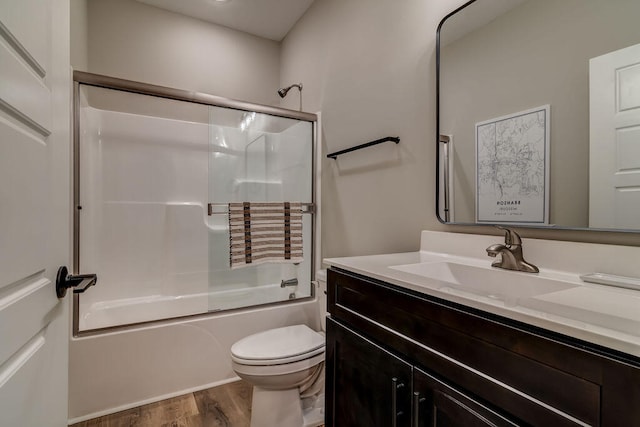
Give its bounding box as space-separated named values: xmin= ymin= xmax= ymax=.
xmin=326 ymin=136 xmax=400 ymax=159
xmin=207 ymin=203 xmax=315 ymax=216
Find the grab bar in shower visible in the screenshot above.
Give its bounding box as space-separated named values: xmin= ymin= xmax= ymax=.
xmin=207 ymin=203 xmax=315 ymax=216
xmin=326 ymin=136 xmax=400 ymax=159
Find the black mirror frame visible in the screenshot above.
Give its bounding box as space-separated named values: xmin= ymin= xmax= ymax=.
xmin=434 ymin=0 xmax=639 ymax=236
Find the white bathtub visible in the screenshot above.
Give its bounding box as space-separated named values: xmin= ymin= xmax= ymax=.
xmin=69 ymin=293 xmax=319 ymax=423
xmin=79 ymin=283 xmax=305 ymax=331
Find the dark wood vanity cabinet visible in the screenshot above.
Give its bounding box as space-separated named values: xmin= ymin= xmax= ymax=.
xmin=325 ymin=268 xmax=640 ymax=427
xmin=328 ymin=318 xmax=517 ymax=427
xmin=327 ymin=318 xmax=412 ymax=427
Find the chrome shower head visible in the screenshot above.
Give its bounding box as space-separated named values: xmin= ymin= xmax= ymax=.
xmin=277 ymin=83 xmax=303 ymax=98
xmin=277 ymin=87 xmax=290 ymax=98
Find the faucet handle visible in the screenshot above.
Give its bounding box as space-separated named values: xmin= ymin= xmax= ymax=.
xmin=495 ymin=225 xmax=522 ymax=246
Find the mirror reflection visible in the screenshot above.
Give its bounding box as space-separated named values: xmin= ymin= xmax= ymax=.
xmin=438 ymin=0 xmax=640 ymax=231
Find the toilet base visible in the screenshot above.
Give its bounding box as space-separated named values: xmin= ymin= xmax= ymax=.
xmin=302 ymin=398 xmax=324 ymax=427
xmin=249 ymin=387 xmax=324 ymax=427
xmin=250 ymin=387 xmax=303 ymax=427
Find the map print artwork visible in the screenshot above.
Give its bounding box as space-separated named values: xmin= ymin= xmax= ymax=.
xmin=476 ymin=105 xmax=550 ymax=224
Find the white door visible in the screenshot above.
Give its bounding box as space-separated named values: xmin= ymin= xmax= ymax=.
xmin=589 ymin=42 xmax=640 ymax=229
xmin=0 ymin=0 xmax=71 ymax=426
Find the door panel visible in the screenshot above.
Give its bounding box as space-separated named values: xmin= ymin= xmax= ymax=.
xmin=0 ymin=331 xmax=51 ymax=427
xmin=0 ymin=278 xmax=57 ymax=364
xmin=589 ymin=42 xmax=640 ymax=229
xmin=0 ymin=119 xmax=47 ymax=287
xmin=327 ymin=318 xmax=413 ymax=427
xmin=0 ymin=0 xmax=70 ymax=425
xmin=414 ymin=368 xmax=519 ymax=427
xmin=0 ymin=40 xmax=51 ymax=130
xmin=0 ymin=0 xmax=50 ymax=72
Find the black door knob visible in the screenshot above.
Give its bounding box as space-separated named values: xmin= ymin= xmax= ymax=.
xmin=56 ymin=266 xmax=97 ymax=298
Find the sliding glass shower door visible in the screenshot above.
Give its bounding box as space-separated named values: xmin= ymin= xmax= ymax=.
xmin=207 ymin=107 xmax=314 ymax=311
xmin=74 ymin=73 xmax=316 ymax=334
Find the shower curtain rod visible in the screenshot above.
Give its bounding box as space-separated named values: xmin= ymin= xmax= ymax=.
xmin=73 ymin=71 xmax=317 ymax=123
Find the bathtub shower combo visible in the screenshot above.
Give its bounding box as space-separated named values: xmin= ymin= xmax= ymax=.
xmin=73 ymin=72 xmax=317 ymax=334
xmin=68 ymin=72 xmax=321 ymax=423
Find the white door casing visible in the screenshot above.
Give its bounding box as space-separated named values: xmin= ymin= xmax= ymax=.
xmin=0 ymin=0 xmax=71 ymax=426
xmin=590 ymin=42 xmax=640 ymax=229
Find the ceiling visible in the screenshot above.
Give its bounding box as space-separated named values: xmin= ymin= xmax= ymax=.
xmin=136 ymin=0 xmax=315 ymax=41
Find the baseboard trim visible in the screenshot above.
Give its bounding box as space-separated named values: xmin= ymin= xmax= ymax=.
xmin=67 ymin=376 xmax=242 ymax=425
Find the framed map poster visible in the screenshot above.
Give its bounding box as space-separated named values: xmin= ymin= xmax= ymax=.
xmin=475 ymin=105 xmax=550 ymax=224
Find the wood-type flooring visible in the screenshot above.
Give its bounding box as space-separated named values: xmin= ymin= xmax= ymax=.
xmin=71 ymin=380 xmax=325 ymax=427
xmin=71 ymin=380 xmax=253 ymax=427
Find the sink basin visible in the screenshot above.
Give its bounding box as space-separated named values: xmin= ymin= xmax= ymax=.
xmin=390 ymin=262 xmax=578 ymax=302
xmin=521 ymin=287 xmax=640 ymax=337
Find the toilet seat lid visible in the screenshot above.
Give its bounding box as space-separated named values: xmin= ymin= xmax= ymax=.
xmin=231 ymin=325 xmax=325 ymax=365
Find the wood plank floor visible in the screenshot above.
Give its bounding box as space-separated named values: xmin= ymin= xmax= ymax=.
xmin=71 ymin=380 xmax=325 ymax=427
xmin=71 ymin=380 xmax=253 ymax=427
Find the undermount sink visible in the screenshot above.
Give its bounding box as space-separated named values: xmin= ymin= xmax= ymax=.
xmin=390 ymin=261 xmax=578 ymax=302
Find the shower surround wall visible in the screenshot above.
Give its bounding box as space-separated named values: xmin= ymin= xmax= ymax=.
xmin=69 ymin=87 xmax=318 ymax=421
xmin=78 ymin=106 xmax=210 ymax=329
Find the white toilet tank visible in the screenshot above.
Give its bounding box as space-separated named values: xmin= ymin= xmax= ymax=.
xmin=315 ymin=269 xmax=328 ymax=332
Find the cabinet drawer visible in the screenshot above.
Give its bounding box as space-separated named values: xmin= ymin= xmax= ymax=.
xmin=328 ymin=269 xmax=601 ymax=426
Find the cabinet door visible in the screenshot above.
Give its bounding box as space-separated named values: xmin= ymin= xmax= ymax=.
xmin=326 ymin=318 xmax=413 ymax=427
xmin=413 ymin=368 xmax=519 ymax=427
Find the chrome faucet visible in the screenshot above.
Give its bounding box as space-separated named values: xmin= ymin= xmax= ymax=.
xmin=486 ymin=226 xmax=539 ymax=273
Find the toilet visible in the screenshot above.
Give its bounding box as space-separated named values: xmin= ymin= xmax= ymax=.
xmin=230 ymin=270 xmax=328 ymax=427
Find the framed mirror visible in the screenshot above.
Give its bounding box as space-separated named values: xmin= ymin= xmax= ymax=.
xmin=437 ymin=0 xmax=640 ymax=232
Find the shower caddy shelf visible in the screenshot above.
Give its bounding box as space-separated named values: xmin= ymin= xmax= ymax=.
xmin=326 ymin=136 xmax=400 ymax=159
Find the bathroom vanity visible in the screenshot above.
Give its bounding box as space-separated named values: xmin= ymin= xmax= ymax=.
xmin=324 ymin=232 xmax=640 ymax=426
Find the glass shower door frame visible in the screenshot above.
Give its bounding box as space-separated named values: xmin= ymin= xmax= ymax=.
xmin=72 ymin=71 xmax=318 ymax=336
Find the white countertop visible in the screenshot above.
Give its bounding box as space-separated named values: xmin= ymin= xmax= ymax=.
xmin=324 ymin=231 xmax=640 ymax=359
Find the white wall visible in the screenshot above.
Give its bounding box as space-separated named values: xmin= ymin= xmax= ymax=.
xmin=84 ymin=0 xmax=281 ymax=106
xmin=280 ymin=0 xmax=468 ymax=258
xmin=70 ymin=0 xmax=88 ymax=70
xmin=281 ymin=0 xmax=640 ymax=254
